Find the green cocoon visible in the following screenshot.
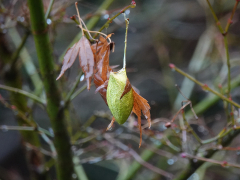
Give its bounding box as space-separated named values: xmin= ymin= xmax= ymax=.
xmin=107 ymin=68 xmax=134 ymax=124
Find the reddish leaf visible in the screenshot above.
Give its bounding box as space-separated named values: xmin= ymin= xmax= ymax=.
xmin=132 ymin=89 xmax=151 ymax=147
xmin=78 ymin=36 xmax=94 ymax=90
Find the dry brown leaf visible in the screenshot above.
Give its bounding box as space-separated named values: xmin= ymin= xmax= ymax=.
xmin=132 ymin=89 xmax=151 ymax=147
xmin=78 ymin=36 xmax=94 ymax=90
xmin=56 ymin=41 xmax=81 ymax=80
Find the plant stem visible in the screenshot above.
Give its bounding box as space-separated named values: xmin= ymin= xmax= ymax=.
xmin=64 ymin=70 xmax=83 ymax=105
xmin=27 ymin=0 xmax=74 ymax=180
xmin=172 ymin=65 xmax=240 ymax=108
xmin=0 ymin=84 xmax=46 ymax=105
xmin=206 ymin=0 xmax=224 ymax=34
xmin=173 ymin=128 xmax=240 ymax=180
xmin=45 ymin=0 xmax=55 ymax=19
xmin=10 ymin=31 xmax=30 ymax=64
xmin=186 ymin=74 xmax=240 ymax=117
xmin=224 ymin=1 xmax=239 ymax=33
xmin=123 ymin=15 xmax=129 ymax=69
xmin=93 ymin=3 xmax=135 ymax=39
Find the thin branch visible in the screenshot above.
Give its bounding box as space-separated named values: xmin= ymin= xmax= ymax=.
xmin=206 ymin=0 xmax=224 ymax=34
xmin=170 ymin=64 xmax=240 ymax=108
xmin=0 ymin=84 xmax=46 ymax=105
xmin=183 ymin=153 xmax=240 ymax=169
xmin=64 ymin=70 xmax=83 ymax=105
xmin=45 ymin=0 xmax=55 ymax=19
xmin=104 ymin=133 xmax=174 ymax=179
xmin=224 ymin=1 xmax=239 ymax=33
xmin=92 ymin=2 xmax=136 ymax=39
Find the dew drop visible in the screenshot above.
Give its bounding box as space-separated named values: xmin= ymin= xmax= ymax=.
xmin=47 ymin=19 xmax=52 ymax=25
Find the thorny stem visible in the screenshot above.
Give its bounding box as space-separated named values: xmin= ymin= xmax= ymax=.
xmin=171 ymin=65 xmax=240 ymax=109
xmin=123 ymin=14 xmax=129 ymax=69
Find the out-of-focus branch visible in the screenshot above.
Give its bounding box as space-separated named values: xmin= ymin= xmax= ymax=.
xmin=104 ymin=133 xmax=174 ymax=179
xmin=0 ymin=84 xmax=46 ymax=105
xmin=27 ymin=0 xmax=74 ymax=179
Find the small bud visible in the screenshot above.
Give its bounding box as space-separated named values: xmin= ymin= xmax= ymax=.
xmin=229 ymin=96 xmax=232 ymax=101
xmin=202 ymin=84 xmax=208 ymax=91
xmin=70 ymin=16 xmax=76 ymax=20
xmin=216 ymin=21 xmax=221 ymax=26
xmin=11 ymin=105 xmax=16 ymax=110
xmin=221 ymin=161 xmax=228 ymax=167
xmin=228 ymin=19 xmax=233 ymax=24
xmin=120 ymin=10 xmax=124 ymax=13
xmin=181 ymin=153 xmax=187 ymax=158
xmin=218 ymin=84 xmax=222 ymax=89
xmin=169 ymin=63 xmax=175 ymax=69
xmin=165 ymin=122 xmax=171 ymax=128
xmin=131 ymin=0 xmax=136 ymax=8
xmin=230 ymin=112 xmax=234 ymax=116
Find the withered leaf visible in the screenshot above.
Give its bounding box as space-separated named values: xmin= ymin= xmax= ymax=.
xmin=120 ymin=78 xmax=132 ymax=99
xmin=78 ymin=36 xmax=94 ymax=90
xmin=56 ymin=41 xmax=80 ymax=80
xmin=132 ymin=89 xmax=151 ymax=147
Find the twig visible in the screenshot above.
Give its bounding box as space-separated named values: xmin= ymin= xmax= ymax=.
xmin=206 ymin=0 xmax=224 ymax=34
xmin=104 ymin=133 xmax=174 ymax=179
xmin=183 ymin=153 xmax=240 ymax=169
xmin=93 ymin=2 xmax=136 ymax=39
xmin=224 ymin=1 xmax=239 ymax=33
xmin=170 ymin=64 xmax=240 ymax=108
xmin=0 ymin=84 xmax=46 ymax=105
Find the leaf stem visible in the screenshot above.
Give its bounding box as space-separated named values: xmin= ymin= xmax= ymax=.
xmin=123 ymin=14 xmax=129 ymax=69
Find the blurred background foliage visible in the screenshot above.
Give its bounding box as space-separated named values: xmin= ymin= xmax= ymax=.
xmin=0 ymin=0 xmax=240 ymax=180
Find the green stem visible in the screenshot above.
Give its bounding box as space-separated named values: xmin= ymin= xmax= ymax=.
xmin=173 ymin=66 xmax=240 ymax=108
xmin=65 ymin=70 xmax=83 ymax=106
xmin=0 ymin=84 xmax=46 ymax=105
xmin=27 ymin=1 xmax=74 ymax=180
xmin=224 ymin=36 xmax=231 ymax=97
xmin=93 ymin=3 xmax=136 ymax=39
xmin=206 ymin=0 xmax=224 ymax=34
xmin=182 ymin=111 xmax=202 ymax=144
xmin=123 ymin=15 xmax=129 ymax=69
xmin=185 ymin=74 xmax=240 ymax=117
xmin=224 ymin=1 xmax=239 ymax=33
xmin=10 ymin=31 xmax=30 ymax=64
xmin=45 ymin=0 xmax=55 ymax=19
